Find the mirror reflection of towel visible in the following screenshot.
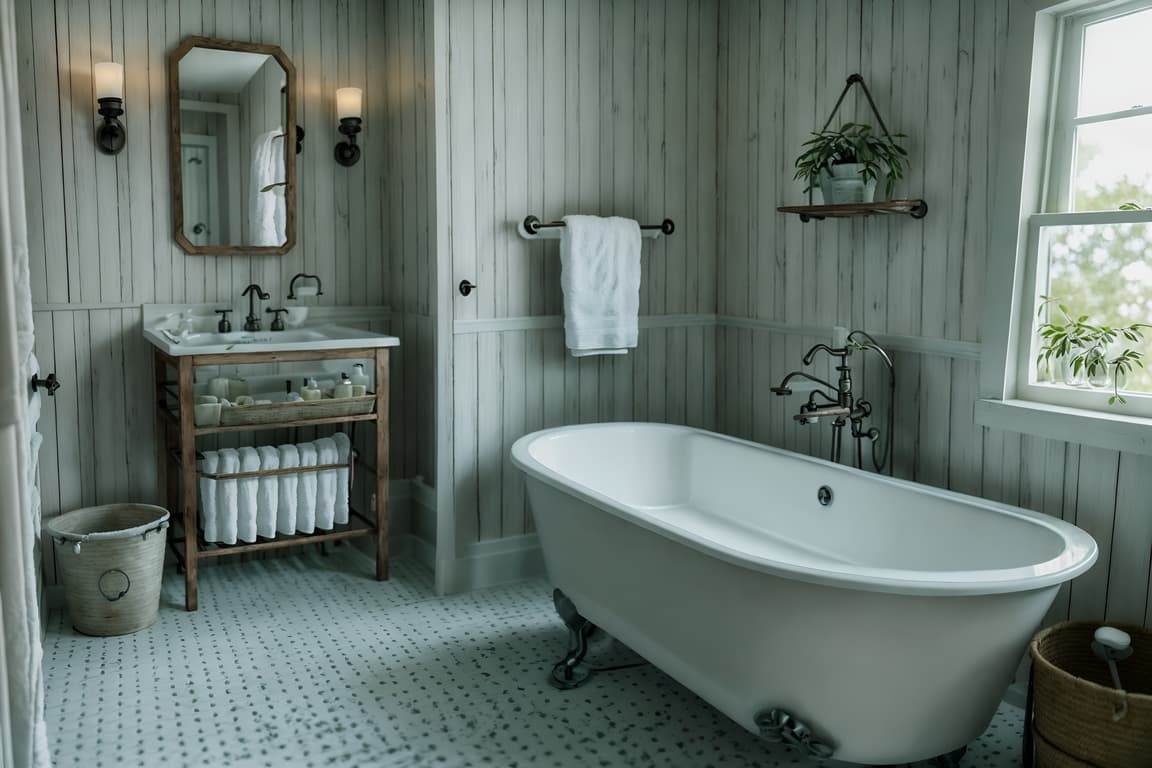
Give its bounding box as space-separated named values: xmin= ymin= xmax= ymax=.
xmin=249 ymin=127 xmax=286 ymax=246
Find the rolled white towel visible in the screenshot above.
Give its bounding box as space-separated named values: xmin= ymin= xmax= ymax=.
xmin=215 ymin=448 xmax=240 ymax=545
xmin=296 ymin=442 xmax=318 ymax=534
xmin=314 ymin=437 xmax=338 ymax=530
xmin=333 ymin=431 xmax=352 ymax=525
xmin=237 ymin=447 xmax=260 ymax=542
xmin=276 ymin=444 xmax=300 ymax=535
xmin=256 ymin=445 xmax=280 ymax=538
xmin=199 ymin=451 xmax=220 ymax=542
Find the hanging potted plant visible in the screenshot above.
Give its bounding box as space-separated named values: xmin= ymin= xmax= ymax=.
xmin=1035 ymin=295 xmax=1151 ymax=404
xmin=793 ymin=122 xmax=909 ymax=205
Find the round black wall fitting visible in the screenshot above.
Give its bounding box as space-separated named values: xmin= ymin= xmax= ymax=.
xmin=96 ymin=97 xmax=126 ymax=155
xmin=335 ymin=117 xmax=362 ymax=166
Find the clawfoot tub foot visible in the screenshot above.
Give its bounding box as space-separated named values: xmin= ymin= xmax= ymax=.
xmin=549 ymin=589 xmax=597 ymax=690
xmin=931 ymin=745 xmax=967 ymax=767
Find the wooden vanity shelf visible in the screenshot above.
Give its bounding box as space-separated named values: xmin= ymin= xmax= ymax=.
xmin=152 ymin=345 xmax=390 ymax=611
xmin=776 ymin=199 xmax=928 ymax=222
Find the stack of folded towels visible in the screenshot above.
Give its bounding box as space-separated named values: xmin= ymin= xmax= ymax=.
xmin=199 ymin=432 xmax=352 ymax=544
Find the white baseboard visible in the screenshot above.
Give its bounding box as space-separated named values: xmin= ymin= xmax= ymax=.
xmin=436 ymin=533 xmax=546 ymax=594
xmin=1002 ymin=682 xmax=1027 ymax=710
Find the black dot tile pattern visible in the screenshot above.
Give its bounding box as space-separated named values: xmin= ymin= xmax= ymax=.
xmin=43 ymin=550 xmax=1025 ymax=768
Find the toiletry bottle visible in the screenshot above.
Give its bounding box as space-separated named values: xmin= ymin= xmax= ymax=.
xmin=302 ymin=378 xmax=322 ymax=401
xmin=350 ymin=363 xmax=370 ymax=396
xmin=334 ymin=373 xmax=354 ymax=399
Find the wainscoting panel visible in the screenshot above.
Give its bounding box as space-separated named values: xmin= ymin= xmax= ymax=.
xmin=451 ymin=324 xmax=717 ymax=551
xmin=715 ymin=322 xmax=1152 ymax=629
xmin=438 ymin=0 xmax=722 ymax=560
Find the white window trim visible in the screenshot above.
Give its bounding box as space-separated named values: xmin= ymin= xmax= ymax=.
xmin=978 ymin=0 xmax=1152 ymax=456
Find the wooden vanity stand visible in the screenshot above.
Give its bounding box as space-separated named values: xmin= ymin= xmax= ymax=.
xmin=152 ymin=345 xmax=390 ymax=611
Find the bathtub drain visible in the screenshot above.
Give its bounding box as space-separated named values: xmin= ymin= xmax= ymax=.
xmin=817 ymin=485 xmax=833 ymax=506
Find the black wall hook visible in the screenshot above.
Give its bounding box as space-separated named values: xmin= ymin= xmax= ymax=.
xmin=31 ymin=372 xmax=61 ymax=396
xmin=458 ymin=280 xmax=476 ymax=297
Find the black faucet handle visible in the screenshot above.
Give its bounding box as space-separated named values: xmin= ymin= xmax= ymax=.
xmin=266 ymin=307 xmax=288 ymax=331
xmin=214 ymin=308 xmax=233 ymax=333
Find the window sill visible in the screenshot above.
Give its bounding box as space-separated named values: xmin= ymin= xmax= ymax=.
xmin=975 ymin=398 xmax=1152 ymax=456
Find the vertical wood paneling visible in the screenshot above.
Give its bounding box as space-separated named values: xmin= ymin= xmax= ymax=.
xmin=1107 ymin=453 xmax=1152 ymax=625
xmin=1068 ymin=447 xmax=1119 ymax=621
xmin=444 ymin=0 xmax=720 ymax=543
xmin=21 ymin=0 xmax=435 ymax=582
xmin=21 ymin=0 xmax=395 ymax=309
xmin=715 ymin=0 xmax=1149 ymax=626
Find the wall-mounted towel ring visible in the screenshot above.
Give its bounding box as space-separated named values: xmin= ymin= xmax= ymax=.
xmin=517 ymin=215 xmax=675 ymax=240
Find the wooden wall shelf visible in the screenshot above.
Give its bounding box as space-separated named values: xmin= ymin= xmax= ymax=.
xmin=777 ymin=199 xmax=928 ymax=222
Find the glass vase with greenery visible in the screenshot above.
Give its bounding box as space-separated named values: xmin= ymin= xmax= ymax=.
xmin=1035 ymin=295 xmax=1151 ymax=404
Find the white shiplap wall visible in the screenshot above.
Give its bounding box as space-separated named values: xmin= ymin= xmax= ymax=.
xmin=438 ymin=0 xmax=720 ymax=558
xmin=716 ymin=0 xmax=1152 ymax=627
xmin=16 ymin=0 xmax=436 ymax=582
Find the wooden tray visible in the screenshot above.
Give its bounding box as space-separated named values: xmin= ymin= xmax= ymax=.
xmin=218 ymin=394 xmax=375 ymax=426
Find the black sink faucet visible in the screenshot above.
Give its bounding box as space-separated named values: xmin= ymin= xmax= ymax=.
xmin=241 ymin=284 xmax=271 ymax=331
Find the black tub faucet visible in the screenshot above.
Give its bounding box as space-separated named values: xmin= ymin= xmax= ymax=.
xmin=241 ymin=284 xmax=270 ymax=331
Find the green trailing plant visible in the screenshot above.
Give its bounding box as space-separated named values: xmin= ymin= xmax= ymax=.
xmin=1035 ymin=295 xmax=1151 ymax=404
xmin=793 ymin=122 xmax=909 ymax=197
xmin=1119 ymin=201 xmax=1150 ymax=210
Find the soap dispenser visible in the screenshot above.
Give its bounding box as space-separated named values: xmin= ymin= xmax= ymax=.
xmin=350 ymin=364 xmax=370 ymax=396
xmin=301 ymin=378 xmax=322 ymax=401
xmin=334 ymin=373 xmax=354 ymax=399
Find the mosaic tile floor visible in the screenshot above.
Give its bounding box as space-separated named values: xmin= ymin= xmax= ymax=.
xmin=43 ymin=550 xmax=1025 ymax=767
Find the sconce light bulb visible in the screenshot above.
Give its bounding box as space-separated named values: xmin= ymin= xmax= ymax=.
xmin=94 ymin=61 xmax=124 ymax=101
xmin=335 ymin=87 xmax=363 ymax=120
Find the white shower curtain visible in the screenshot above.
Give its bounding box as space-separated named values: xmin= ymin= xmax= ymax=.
xmin=0 ymin=0 xmax=51 ymax=763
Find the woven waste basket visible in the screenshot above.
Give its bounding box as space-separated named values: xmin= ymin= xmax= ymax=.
xmin=46 ymin=504 xmax=169 ymax=636
xmin=1029 ymin=621 xmax=1152 ymax=767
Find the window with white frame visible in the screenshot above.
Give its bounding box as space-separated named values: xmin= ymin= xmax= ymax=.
xmin=1016 ymin=1 xmax=1152 ymax=416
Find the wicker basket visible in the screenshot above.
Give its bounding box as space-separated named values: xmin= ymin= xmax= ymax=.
xmin=217 ymin=394 xmax=375 ymax=427
xmin=1030 ymin=621 xmax=1152 ymax=767
xmin=46 ymin=504 xmax=169 ymax=636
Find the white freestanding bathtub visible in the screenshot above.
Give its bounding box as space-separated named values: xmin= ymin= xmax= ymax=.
xmin=510 ymin=423 xmax=1098 ymax=765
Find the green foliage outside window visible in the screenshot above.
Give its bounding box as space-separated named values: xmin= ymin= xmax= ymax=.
xmin=1042 ymin=179 xmax=1152 ymax=397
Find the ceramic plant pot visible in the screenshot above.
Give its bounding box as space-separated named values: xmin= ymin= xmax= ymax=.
xmin=818 ymin=163 xmax=877 ymax=205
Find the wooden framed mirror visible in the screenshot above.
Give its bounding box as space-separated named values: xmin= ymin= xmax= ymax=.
xmin=169 ymin=36 xmax=296 ymax=255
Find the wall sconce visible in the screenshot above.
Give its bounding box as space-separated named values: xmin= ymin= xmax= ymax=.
xmin=94 ymin=62 xmax=126 ymax=155
xmin=334 ymin=87 xmax=362 ymax=167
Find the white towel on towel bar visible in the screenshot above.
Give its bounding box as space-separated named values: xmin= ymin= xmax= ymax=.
xmin=559 ymin=215 xmax=642 ymax=356
xmin=237 ymin=447 xmax=260 ymax=542
xmin=215 ymin=448 xmax=240 ymax=545
xmin=199 ymin=451 xmax=220 ymax=543
xmin=276 ymin=444 xmax=300 ymax=535
xmin=256 ymin=445 xmax=279 ymax=538
xmin=314 ymin=437 xmax=338 ymax=530
xmin=333 ymin=431 xmax=352 ymax=525
xmin=296 ymin=442 xmax=318 ymax=533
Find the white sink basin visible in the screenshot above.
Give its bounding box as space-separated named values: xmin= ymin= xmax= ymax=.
xmin=144 ymin=323 xmax=399 ymax=356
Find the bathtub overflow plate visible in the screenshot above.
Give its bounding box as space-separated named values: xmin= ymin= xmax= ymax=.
xmin=816 ymin=486 xmax=833 ymax=506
